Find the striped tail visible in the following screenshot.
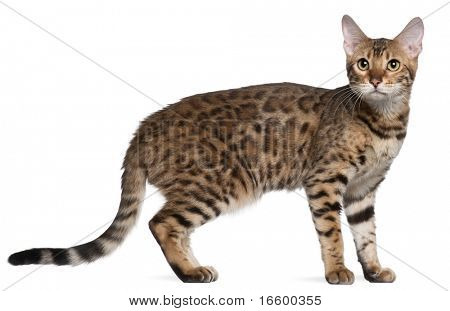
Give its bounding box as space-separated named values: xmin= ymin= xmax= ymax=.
xmin=8 ymin=166 xmax=146 ymax=266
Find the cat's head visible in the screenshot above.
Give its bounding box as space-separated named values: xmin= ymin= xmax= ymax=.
xmin=342 ymin=15 xmax=424 ymax=109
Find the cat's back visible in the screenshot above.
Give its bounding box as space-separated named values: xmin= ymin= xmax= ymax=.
xmin=134 ymin=83 xmax=333 ymax=187
xmin=148 ymin=82 xmax=331 ymax=124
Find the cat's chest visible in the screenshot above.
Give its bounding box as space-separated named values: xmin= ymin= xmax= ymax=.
xmin=346 ymin=137 xmax=403 ymax=195
xmin=370 ymin=136 xmax=404 ymax=162
xmin=362 ymin=136 xmax=404 ymax=175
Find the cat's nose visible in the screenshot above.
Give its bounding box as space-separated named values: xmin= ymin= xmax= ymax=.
xmin=370 ymin=78 xmax=381 ymax=88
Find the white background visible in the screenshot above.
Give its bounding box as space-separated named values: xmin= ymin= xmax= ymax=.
xmin=1 ymin=0 xmax=449 ymax=310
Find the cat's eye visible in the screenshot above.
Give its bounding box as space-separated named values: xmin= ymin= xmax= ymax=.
xmin=357 ymin=58 xmax=369 ymax=71
xmin=387 ymin=59 xmax=401 ymax=71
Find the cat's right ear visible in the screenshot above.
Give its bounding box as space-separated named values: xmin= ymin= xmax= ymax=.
xmin=342 ymin=15 xmax=368 ymax=56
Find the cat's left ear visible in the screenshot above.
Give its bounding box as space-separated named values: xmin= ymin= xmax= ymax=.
xmin=342 ymin=15 xmax=368 ymax=56
xmin=394 ymin=17 xmax=424 ymax=58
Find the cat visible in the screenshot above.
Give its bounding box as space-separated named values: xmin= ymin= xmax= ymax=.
xmin=8 ymin=15 xmax=423 ymax=285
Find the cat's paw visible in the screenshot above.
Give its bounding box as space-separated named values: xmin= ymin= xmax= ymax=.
xmin=364 ymin=267 xmax=396 ymax=283
xmin=179 ymin=266 xmax=219 ymax=283
xmin=325 ymin=268 xmax=355 ymax=285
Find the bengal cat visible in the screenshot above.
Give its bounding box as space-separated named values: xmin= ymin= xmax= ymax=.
xmin=9 ymin=15 xmax=424 ymax=285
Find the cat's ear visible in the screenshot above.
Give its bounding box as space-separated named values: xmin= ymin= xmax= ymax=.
xmin=342 ymin=15 xmax=368 ymax=55
xmin=394 ymin=17 xmax=424 ymax=58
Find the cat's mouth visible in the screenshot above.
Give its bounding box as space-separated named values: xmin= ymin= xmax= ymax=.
xmin=353 ymin=84 xmax=394 ymax=100
xmin=371 ymin=89 xmax=387 ymax=95
xmin=352 ymin=84 xmax=390 ymax=97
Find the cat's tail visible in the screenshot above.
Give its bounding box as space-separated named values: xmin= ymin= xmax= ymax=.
xmin=8 ymin=164 xmax=146 ymax=266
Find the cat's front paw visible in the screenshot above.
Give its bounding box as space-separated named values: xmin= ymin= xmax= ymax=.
xmin=178 ymin=266 xmax=219 ymax=283
xmin=364 ymin=267 xmax=396 ymax=283
xmin=325 ymin=268 xmax=355 ymax=285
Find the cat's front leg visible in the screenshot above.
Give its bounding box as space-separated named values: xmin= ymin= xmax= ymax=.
xmin=304 ymin=171 xmax=354 ymax=285
xmin=344 ymin=189 xmax=396 ymax=283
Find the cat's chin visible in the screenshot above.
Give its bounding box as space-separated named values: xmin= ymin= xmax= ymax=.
xmin=364 ymin=91 xmax=388 ymax=103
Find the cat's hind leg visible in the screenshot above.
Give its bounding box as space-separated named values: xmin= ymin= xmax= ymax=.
xmin=149 ymin=199 xmax=220 ymax=283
